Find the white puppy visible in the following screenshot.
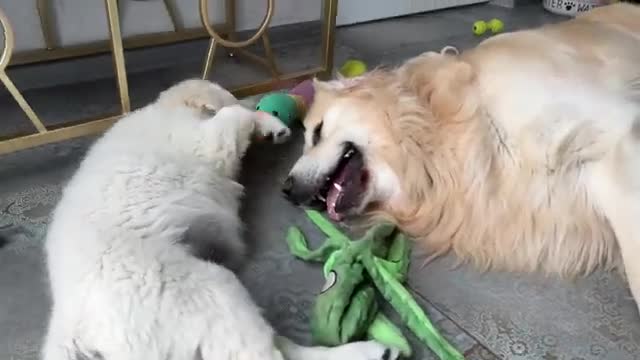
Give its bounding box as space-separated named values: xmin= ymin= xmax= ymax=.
xmin=42 ymin=79 xmax=399 ymax=360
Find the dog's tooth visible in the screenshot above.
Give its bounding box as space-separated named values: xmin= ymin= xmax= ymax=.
xmin=333 ymin=183 xmax=342 ymax=191
xmin=317 ymin=194 xmax=326 ymax=202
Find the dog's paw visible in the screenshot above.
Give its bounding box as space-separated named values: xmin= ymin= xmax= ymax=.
xmin=255 ymin=111 xmax=292 ymax=144
xmin=339 ymin=341 xmax=401 ymax=360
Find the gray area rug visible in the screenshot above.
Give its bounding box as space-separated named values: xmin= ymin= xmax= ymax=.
xmin=2 ymin=129 xmax=639 ymax=360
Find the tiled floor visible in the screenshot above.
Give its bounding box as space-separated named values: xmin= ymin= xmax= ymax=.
xmin=2 ymin=2 xmax=640 ymax=360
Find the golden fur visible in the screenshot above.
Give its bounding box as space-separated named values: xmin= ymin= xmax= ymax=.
xmin=295 ymin=3 xmax=640 ymax=282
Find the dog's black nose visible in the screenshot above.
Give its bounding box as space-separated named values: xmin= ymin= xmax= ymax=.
xmin=282 ymin=175 xmax=317 ymax=205
xmin=282 ymin=176 xmax=295 ymax=198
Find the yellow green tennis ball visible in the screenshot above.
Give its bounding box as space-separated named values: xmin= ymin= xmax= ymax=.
xmin=339 ymin=60 xmax=367 ymax=78
xmin=473 ymin=20 xmax=488 ymax=35
xmin=488 ymin=18 xmax=504 ymax=33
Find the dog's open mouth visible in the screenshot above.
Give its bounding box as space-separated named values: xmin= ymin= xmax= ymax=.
xmin=314 ymin=143 xmax=369 ymax=221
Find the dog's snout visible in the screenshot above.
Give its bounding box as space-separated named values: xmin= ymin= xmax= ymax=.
xmin=282 ymin=175 xmax=317 ymax=205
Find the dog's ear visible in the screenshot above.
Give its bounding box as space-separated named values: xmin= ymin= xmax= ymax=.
xmin=428 ymin=59 xmax=476 ymax=120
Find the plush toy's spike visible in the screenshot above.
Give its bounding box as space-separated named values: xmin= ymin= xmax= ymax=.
xmin=286 ymin=230 xmax=344 ymax=263
xmin=304 ymin=209 xmax=351 ymax=243
xmin=289 ymin=80 xmax=315 ymax=110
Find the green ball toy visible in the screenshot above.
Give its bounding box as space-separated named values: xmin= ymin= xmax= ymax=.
xmin=255 ymin=93 xmax=299 ymax=127
xmin=473 ymin=18 xmax=504 ymax=36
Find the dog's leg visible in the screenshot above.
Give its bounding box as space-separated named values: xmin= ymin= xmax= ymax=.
xmin=42 ymin=310 xmax=74 ymax=360
xmin=208 ymin=104 xmax=290 ymax=145
xmin=183 ymin=212 xmax=246 ymax=270
xmin=589 ymin=117 xmax=640 ymax=313
xmin=202 ymin=104 xmax=291 ymax=178
xmin=253 ymin=111 xmax=292 ymax=144
xmin=42 ymin=337 xmax=74 ymax=360
xmin=193 ymin=288 xmax=398 ymax=360
xmin=42 ymin=318 xmax=101 ymax=360
xmin=276 ymin=336 xmax=400 ymax=360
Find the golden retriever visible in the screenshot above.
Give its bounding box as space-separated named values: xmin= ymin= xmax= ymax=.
xmin=282 ymin=3 xmax=640 ymax=312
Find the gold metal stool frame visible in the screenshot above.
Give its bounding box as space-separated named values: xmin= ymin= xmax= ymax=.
xmin=0 ymin=0 xmax=338 ymax=155
xmin=200 ymin=0 xmax=279 ymax=82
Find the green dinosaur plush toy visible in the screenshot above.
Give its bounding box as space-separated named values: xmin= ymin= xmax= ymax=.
xmin=286 ymin=210 xmax=464 ymax=360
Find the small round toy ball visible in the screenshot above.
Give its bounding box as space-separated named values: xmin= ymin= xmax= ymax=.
xmin=339 ymin=59 xmax=367 ymax=78
xmin=488 ymin=18 xmax=504 ymax=34
xmin=473 ymin=20 xmax=487 ymax=35
xmin=256 ymin=93 xmax=298 ymax=127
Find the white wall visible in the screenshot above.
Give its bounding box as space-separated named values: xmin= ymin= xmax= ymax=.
xmin=0 ymin=0 xmax=486 ymax=52
xmin=337 ymin=0 xmax=488 ymax=25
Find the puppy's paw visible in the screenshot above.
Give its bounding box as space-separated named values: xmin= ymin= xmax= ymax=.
xmin=339 ymin=341 xmax=401 ymax=360
xmin=255 ymin=111 xmax=292 ymax=144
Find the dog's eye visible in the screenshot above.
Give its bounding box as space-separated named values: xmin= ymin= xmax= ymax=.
xmin=202 ymin=105 xmax=217 ymax=117
xmin=312 ymin=121 xmax=323 ymax=146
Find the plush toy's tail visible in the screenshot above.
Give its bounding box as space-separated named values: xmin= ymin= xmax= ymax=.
xmin=367 ymin=313 xmax=412 ymax=357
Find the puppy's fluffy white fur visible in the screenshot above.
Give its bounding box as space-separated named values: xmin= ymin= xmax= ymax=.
xmin=42 ymin=79 xmax=398 ymax=360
